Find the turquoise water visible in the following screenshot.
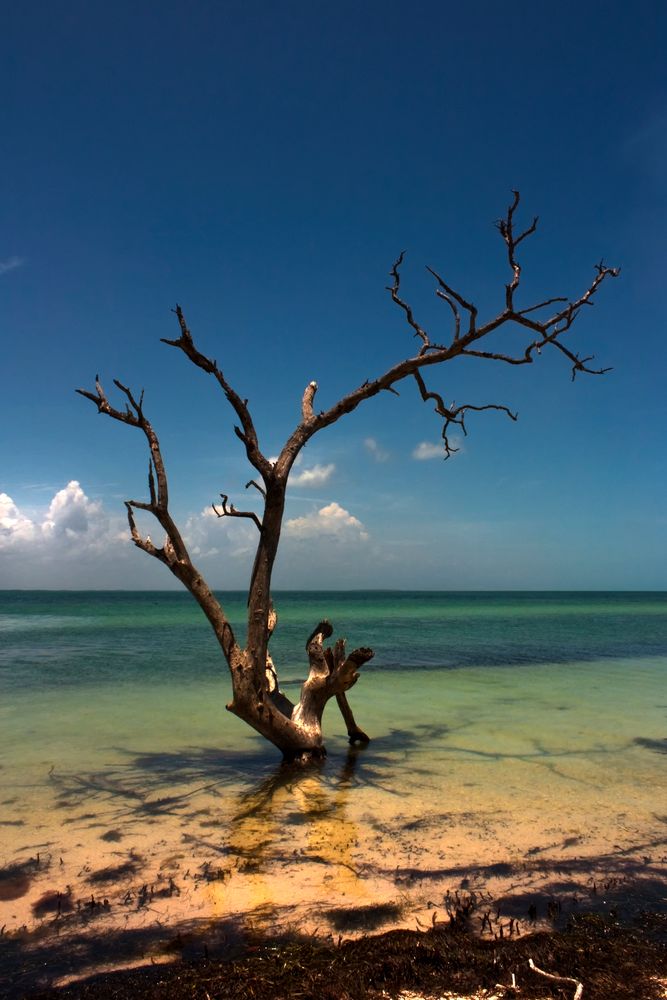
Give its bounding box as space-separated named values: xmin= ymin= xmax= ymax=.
xmin=1 ymin=590 xmax=666 ymax=768
xmin=1 ymin=591 xmax=666 ymax=938
xmin=2 ymin=590 xmax=666 ymax=689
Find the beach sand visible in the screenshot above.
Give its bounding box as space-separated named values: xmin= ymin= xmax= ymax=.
xmin=2 ymin=737 xmax=665 ymax=993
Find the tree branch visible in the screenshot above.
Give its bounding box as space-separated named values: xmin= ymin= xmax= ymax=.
xmin=277 ymin=195 xmax=617 ymax=465
xmin=301 ymin=380 xmax=318 ymax=422
xmin=161 ymin=305 xmax=273 ymax=481
xmin=413 ymin=370 xmax=517 ymax=458
xmin=387 ymin=252 xmax=431 ymax=350
xmin=245 ymin=479 xmax=267 ymax=499
xmin=76 ymin=377 xmax=176 ymax=537
xmin=212 ymin=493 xmax=262 ymax=532
xmin=292 ymin=622 xmax=374 ymax=737
xmin=425 ymin=264 xmax=477 ymax=337
xmin=76 ymin=376 xmax=242 ymax=665
xmin=494 ymin=189 xmax=538 ymax=311
xmin=528 ymin=957 xmax=584 ymax=999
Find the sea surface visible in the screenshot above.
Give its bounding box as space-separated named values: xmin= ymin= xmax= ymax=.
xmin=2 ymin=589 xmax=666 ymax=756
xmin=1 ymin=590 xmax=666 ymax=943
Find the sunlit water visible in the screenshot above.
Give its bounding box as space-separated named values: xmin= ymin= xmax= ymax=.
xmin=1 ymin=591 xmax=666 ymax=945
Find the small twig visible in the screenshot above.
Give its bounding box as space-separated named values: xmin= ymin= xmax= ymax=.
xmin=388 ymin=252 xmax=431 ymax=348
xmin=426 ymin=264 xmax=478 ymax=335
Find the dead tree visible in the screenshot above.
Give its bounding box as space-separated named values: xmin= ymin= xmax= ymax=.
xmin=78 ymin=193 xmax=618 ymax=763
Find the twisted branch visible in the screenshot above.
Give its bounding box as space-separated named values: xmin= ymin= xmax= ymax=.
xmin=161 ymin=305 xmax=273 ymax=481
xmin=413 ymin=371 xmax=517 ymax=458
xmin=426 ymin=264 xmax=478 ymax=338
xmin=388 ymin=252 xmax=431 ymax=351
xmin=76 ymin=377 xmax=189 ymax=566
xmin=275 ymin=193 xmax=618 ymax=470
xmin=212 ymin=493 xmax=262 ymax=532
xmin=495 ymin=189 xmax=539 ymax=310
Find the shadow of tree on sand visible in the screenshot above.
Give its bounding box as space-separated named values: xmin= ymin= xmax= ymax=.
xmin=5 ymin=726 xmax=666 ymax=995
xmin=45 ymin=723 xmax=450 ymax=826
xmin=2 ymin=858 xmax=666 ymax=997
xmin=0 ymin=910 xmax=278 ymax=997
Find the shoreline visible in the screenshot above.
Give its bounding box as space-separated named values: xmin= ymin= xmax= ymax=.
xmin=2 ymin=829 xmax=665 ymax=995
xmin=3 ymin=592 xmax=666 ymax=994
xmin=2 ymin=731 xmax=666 ymax=994
xmin=3 ymin=894 xmax=666 ymax=999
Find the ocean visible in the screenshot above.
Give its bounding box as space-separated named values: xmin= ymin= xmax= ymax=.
xmin=1 ymin=590 xmax=666 ymax=946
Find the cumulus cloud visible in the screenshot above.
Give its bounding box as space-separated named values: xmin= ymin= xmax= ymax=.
xmin=289 ymin=463 xmax=335 ymax=488
xmin=0 ymin=481 xmax=123 ymax=554
xmin=183 ymin=505 xmax=256 ymax=560
xmin=0 ymin=493 xmax=38 ymax=546
xmin=364 ymin=437 xmax=390 ymax=462
xmin=0 ymin=484 xmax=373 ymax=587
xmin=42 ymin=482 xmax=103 ymax=540
xmin=284 ymin=502 xmax=369 ymax=542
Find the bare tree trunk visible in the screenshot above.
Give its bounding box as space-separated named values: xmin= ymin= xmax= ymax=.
xmin=225 ymin=484 xmax=374 ymax=761
xmin=78 ymin=193 xmax=618 ymax=765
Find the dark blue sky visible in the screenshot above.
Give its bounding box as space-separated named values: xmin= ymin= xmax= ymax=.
xmin=2 ymin=1 xmax=666 ymax=588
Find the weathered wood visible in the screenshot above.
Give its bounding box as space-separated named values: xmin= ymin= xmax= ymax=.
xmin=78 ymin=194 xmax=618 ymax=762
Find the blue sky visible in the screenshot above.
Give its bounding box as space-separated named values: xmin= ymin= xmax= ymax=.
xmin=1 ymin=0 xmax=666 ymax=590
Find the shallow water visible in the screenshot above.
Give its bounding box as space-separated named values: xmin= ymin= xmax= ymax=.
xmin=1 ymin=591 xmax=666 ymax=947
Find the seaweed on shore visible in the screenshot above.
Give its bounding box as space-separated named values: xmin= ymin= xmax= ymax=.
xmin=11 ymin=911 xmax=667 ymax=1000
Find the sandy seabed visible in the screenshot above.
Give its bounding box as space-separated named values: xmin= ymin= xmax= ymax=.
xmin=1 ymin=732 xmax=666 ymax=995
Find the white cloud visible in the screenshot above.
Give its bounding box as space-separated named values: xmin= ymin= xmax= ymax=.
xmin=284 ymin=502 xmax=369 ymax=542
xmin=0 ymin=484 xmax=373 ymax=588
xmin=412 ymin=441 xmax=445 ymax=460
xmin=412 ymin=440 xmax=462 ymax=460
xmin=42 ymin=481 xmax=103 ymax=540
xmin=290 ymin=463 xmax=335 ymax=488
xmin=0 ymin=256 xmax=25 ymax=276
xmin=0 ymin=482 xmax=123 ymax=554
xmin=183 ymin=505 xmax=256 ymax=560
xmin=0 ymin=493 xmax=38 ymax=546
xmin=364 ymin=437 xmax=390 ymax=462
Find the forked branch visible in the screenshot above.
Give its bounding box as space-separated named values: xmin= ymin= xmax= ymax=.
xmin=379 ymin=191 xmax=619 ymax=440
xmin=293 ymin=621 xmax=374 ymax=737
xmin=76 ymin=377 xmax=188 ymax=566
xmin=388 ymin=252 xmax=432 ymax=350
xmin=77 ymin=377 xmax=241 ymax=665
xmin=212 ymin=493 xmax=262 ymax=532
xmin=274 ymin=193 xmax=618 ymax=465
xmin=414 ymin=370 xmax=517 ymax=458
